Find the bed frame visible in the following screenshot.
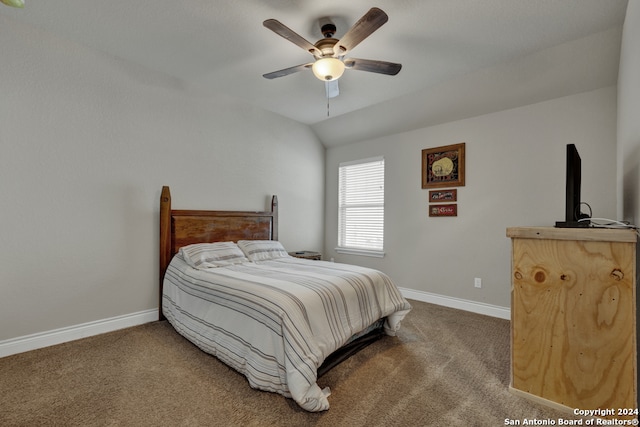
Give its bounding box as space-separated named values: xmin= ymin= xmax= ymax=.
xmin=158 ymin=185 xmax=384 ymax=377
xmin=159 ymin=186 xmax=278 ymax=321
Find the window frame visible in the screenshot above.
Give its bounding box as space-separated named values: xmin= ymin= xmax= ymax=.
xmin=335 ymin=156 xmax=385 ymax=258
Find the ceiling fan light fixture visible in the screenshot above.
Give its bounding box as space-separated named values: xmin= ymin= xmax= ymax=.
xmin=1 ymin=0 xmax=24 ymax=8
xmin=312 ymin=57 xmax=345 ymax=81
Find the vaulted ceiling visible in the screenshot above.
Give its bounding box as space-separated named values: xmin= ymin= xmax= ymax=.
xmin=2 ymin=0 xmax=629 ymax=146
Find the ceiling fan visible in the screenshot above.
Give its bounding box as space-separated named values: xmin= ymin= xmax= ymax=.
xmin=262 ymin=7 xmax=402 ymax=90
xmin=1 ymin=0 xmax=25 ymax=8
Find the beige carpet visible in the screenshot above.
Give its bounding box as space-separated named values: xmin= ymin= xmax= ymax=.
xmin=0 ymin=300 xmax=575 ymax=426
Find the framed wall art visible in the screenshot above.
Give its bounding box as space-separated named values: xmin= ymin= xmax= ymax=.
xmin=421 ymin=142 xmax=465 ymax=189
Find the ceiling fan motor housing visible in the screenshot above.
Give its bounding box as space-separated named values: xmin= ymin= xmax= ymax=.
xmin=314 ymin=38 xmax=339 ymax=58
xmin=321 ymin=23 xmax=337 ymax=38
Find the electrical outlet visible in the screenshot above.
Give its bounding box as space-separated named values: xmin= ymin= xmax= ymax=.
xmin=474 ymin=277 xmax=482 ymax=288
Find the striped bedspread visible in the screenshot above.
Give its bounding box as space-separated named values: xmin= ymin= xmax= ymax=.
xmin=162 ymin=254 xmax=411 ymax=412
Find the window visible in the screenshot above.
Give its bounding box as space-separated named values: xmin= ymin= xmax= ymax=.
xmin=337 ymin=157 xmax=385 ymax=257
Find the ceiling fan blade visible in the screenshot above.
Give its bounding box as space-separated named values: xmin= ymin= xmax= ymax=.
xmin=333 ymin=8 xmax=388 ymax=57
xmin=325 ymin=80 xmax=339 ymax=99
xmin=263 ymin=63 xmax=313 ymax=79
xmin=344 ymin=58 xmax=402 ymax=75
xmin=263 ymin=19 xmax=321 ymax=57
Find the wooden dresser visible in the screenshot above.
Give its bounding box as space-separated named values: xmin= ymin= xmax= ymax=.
xmin=507 ymin=227 xmax=638 ymax=419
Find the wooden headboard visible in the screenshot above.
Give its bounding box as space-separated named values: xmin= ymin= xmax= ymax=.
xmin=159 ymin=186 xmax=278 ymax=320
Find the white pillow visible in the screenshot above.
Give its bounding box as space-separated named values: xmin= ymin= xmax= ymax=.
xmin=179 ymin=242 xmax=248 ymax=269
xmin=237 ymin=240 xmax=289 ymax=261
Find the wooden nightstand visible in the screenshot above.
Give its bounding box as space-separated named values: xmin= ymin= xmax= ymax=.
xmin=288 ymin=251 xmax=322 ymax=260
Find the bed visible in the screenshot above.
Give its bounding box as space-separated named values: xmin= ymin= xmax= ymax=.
xmin=159 ymin=186 xmax=411 ymax=411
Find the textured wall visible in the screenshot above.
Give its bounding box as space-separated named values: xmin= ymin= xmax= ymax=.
xmin=618 ymin=0 xmax=640 ymax=224
xmin=325 ymin=87 xmax=617 ymax=309
xmin=0 ymin=16 xmax=325 ymax=340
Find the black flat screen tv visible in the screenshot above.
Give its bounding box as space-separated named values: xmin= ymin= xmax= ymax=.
xmin=555 ymin=144 xmax=590 ymax=228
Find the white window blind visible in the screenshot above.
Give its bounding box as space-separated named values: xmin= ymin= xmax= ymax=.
xmin=337 ymin=157 xmax=384 ymax=256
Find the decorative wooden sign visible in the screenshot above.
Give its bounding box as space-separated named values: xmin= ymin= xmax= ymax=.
xmin=429 ymin=189 xmax=457 ymax=203
xmin=429 ymin=204 xmax=457 ymax=217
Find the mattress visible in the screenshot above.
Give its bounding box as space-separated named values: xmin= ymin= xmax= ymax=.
xmin=162 ymin=254 xmax=411 ymax=411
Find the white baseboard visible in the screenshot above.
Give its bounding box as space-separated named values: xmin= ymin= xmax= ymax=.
xmin=1 ymin=290 xmax=508 ymax=359
xmin=0 ymin=309 xmax=158 ymax=358
xmin=399 ymin=288 xmax=510 ymax=320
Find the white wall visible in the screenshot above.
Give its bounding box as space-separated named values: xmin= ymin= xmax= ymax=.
xmin=0 ymin=16 xmax=325 ymax=341
xmin=325 ymin=87 xmax=618 ymax=308
xmin=2 ymin=3 xmax=633 ymax=346
xmin=616 ymin=0 xmax=640 ymax=407
xmin=618 ymin=0 xmax=640 ymax=224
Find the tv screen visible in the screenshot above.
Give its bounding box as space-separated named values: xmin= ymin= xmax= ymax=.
xmin=555 ymin=144 xmax=590 ymax=228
